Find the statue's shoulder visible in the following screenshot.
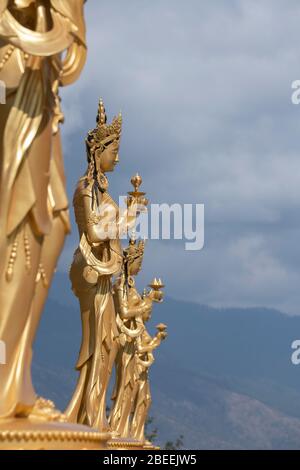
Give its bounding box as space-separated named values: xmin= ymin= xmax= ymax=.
xmin=74 ymin=177 xmax=93 ymax=200
xmin=142 ymin=329 xmax=152 ymax=343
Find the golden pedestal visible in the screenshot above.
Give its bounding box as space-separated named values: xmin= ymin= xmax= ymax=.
xmin=0 ymin=418 xmax=110 ymax=450
xmin=107 ymin=438 xmax=159 ymax=450
xmin=107 ymin=437 xmax=145 ymax=450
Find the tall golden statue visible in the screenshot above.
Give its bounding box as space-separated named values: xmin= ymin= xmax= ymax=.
xmin=0 ymin=0 xmax=107 ymax=450
xmin=0 ymin=0 xmax=86 ymax=420
xmin=109 ymin=239 xmax=166 ymax=443
xmin=66 ymin=100 xmax=142 ymax=433
xmin=0 ymin=1 xmax=170 ymax=451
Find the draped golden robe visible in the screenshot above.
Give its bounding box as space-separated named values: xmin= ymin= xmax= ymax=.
xmin=0 ymin=1 xmax=86 ymax=418
xmin=66 ymin=178 xmax=122 ymax=431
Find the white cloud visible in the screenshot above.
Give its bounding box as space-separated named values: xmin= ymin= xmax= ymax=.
xmin=57 ymin=0 xmax=300 ymax=314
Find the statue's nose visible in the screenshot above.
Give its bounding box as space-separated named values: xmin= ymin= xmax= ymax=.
xmin=115 ymin=153 xmax=119 ymax=162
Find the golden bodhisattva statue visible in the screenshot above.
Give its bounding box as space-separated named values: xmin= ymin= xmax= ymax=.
xmin=0 ymin=1 xmax=112 ymax=450
xmin=66 ymin=102 xmax=167 ymax=448
xmin=0 ymin=0 xmax=86 ymax=419
xmin=0 ymin=2 xmax=169 ymax=450
xmin=109 ymin=239 xmax=166 ymax=444
xmin=131 ymin=316 xmax=167 ymax=444
xmin=65 ymin=100 xmax=142 ymax=433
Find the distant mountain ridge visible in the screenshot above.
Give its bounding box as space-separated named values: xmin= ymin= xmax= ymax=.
xmin=32 ymin=271 xmax=300 ymax=449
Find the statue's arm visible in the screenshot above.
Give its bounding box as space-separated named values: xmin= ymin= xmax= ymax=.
xmin=82 ymin=190 xmax=107 ymax=245
xmin=59 ymin=42 xmax=87 ymax=87
xmin=115 ymin=281 xmax=148 ymax=320
xmin=136 ymin=331 xmax=164 ymax=354
xmin=0 ymin=7 xmax=74 ymax=56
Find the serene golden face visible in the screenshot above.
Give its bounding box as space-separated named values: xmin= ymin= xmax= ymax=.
xmin=95 ymin=136 xmax=120 ymax=173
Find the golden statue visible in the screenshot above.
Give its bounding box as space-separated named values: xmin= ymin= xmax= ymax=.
xmin=131 ymin=318 xmax=167 ymax=444
xmin=65 ymin=100 xmax=142 ymax=433
xmin=0 ymin=0 xmax=86 ymax=420
xmin=0 ymin=0 xmax=110 ymax=450
xmin=66 ymin=102 xmax=167 ymax=449
xmin=109 ymin=239 xmax=166 ymax=442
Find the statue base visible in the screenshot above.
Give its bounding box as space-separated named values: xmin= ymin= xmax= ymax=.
xmin=107 ymin=438 xmax=160 ymax=450
xmin=143 ymin=440 xmax=160 ymax=450
xmin=107 ymin=437 xmax=145 ymax=450
xmin=0 ymin=417 xmax=110 ymax=450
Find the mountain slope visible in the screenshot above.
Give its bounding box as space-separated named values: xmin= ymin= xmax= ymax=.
xmin=32 ymin=274 xmax=300 ymax=449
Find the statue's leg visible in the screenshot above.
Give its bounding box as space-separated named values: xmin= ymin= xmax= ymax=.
xmin=66 ymin=274 xmax=96 ymax=426
xmin=117 ymin=384 xmax=134 ymax=438
xmin=0 ymin=218 xmax=42 ymax=418
xmin=66 ymin=359 xmax=91 ymax=424
xmin=112 ymin=356 xmax=136 ymax=437
xmin=128 ymin=379 xmax=140 ymax=437
xmin=27 ymin=212 xmax=67 ymax=349
xmin=109 ymin=377 xmax=126 ymax=433
xmin=131 ymin=383 xmax=149 ymax=441
xmin=93 ymin=341 xmax=112 ymax=431
xmin=108 ymin=353 xmax=121 ymax=428
xmin=24 ymin=212 xmax=67 ymax=418
xmin=89 ymin=294 xmax=117 ymax=432
xmin=140 ymin=382 xmax=152 ymax=442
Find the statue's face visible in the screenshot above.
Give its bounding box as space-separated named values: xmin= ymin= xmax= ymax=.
xmin=95 ymin=136 xmax=120 ymax=173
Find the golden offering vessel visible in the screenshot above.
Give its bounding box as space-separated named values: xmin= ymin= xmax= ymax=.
xmin=127 ymin=173 xmax=149 ymax=210
xmin=149 ymin=278 xmax=165 ymax=290
xmin=156 ymin=323 xmax=168 ymax=333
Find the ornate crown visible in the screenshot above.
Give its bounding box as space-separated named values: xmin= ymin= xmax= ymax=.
xmin=86 ymin=99 xmax=122 ymax=153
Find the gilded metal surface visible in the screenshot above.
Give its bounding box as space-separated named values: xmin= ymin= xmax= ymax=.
xmin=66 ymin=100 xmax=137 ymax=432
xmin=66 ymin=101 xmax=167 ymax=446
xmin=0 ymin=0 xmax=86 ymax=420
xmin=0 ymin=2 xmax=168 ymax=449
xmin=0 ymin=417 xmax=110 ymax=450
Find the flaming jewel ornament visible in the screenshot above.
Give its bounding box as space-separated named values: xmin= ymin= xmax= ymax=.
xmin=127 ymin=173 xmax=148 ymax=212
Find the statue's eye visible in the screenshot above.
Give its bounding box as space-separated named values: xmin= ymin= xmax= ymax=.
xmin=103 ymin=139 xmax=114 ymax=148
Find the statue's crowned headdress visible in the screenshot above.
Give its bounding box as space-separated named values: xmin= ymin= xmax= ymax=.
xmin=86 ymin=99 xmax=122 ymax=154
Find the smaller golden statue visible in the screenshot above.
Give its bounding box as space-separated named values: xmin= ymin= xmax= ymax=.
xmin=109 ymin=239 xmax=167 ymax=444
xmin=131 ymin=319 xmax=167 ymax=444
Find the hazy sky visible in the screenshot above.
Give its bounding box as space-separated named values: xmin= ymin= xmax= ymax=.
xmin=59 ymin=0 xmax=300 ymax=314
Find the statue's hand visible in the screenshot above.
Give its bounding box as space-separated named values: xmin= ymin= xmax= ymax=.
xmin=157 ymin=331 xmax=168 ymax=341
xmin=148 ymin=289 xmax=164 ymax=303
